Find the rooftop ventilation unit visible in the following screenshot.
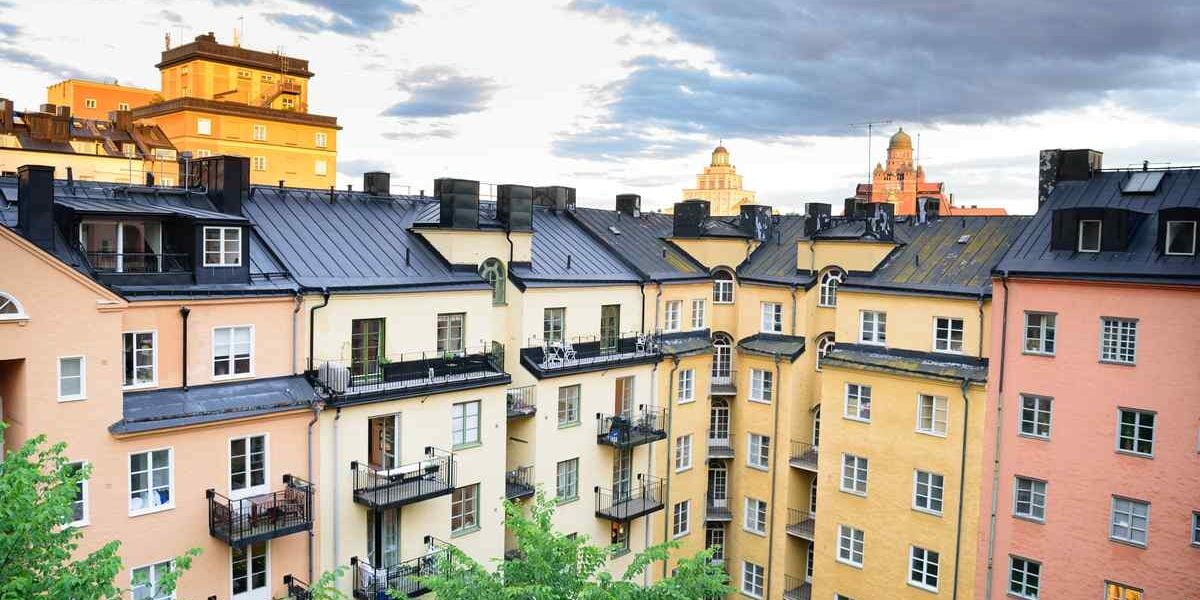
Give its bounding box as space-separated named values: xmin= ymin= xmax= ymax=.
xmin=804 ymin=202 xmax=832 ymax=236
xmin=497 ymin=184 xmax=533 ymax=232
xmin=436 ymin=177 xmax=480 ymax=229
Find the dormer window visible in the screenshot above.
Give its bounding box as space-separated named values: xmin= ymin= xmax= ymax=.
xmin=203 ymin=226 xmax=242 ymax=267
xmin=1078 ymin=220 xmax=1102 ymax=253
xmin=1165 ymin=220 xmax=1197 ymax=256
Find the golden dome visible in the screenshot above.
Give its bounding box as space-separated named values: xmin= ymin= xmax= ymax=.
xmin=711 ymin=144 xmax=731 ymax=166
xmin=889 ymin=128 xmax=912 ymax=150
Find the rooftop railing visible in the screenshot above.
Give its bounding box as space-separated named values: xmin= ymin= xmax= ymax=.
xmin=206 ymin=475 xmax=313 ymax=547
xmin=351 ymin=537 xmax=452 ymax=599
xmin=594 ymin=474 xmax=665 ymax=522
xmin=84 ymin=251 xmax=191 ymax=274
xmin=789 ymin=440 xmax=819 ymax=472
xmin=520 ymin=331 xmax=661 ymax=377
xmin=596 ymin=405 xmax=667 ymax=448
xmin=351 ymin=448 xmax=455 ymax=510
xmin=309 ymin=342 xmax=506 ymax=402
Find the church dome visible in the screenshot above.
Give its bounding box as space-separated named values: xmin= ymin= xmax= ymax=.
xmin=889 ymin=128 xmax=912 ymax=150
xmin=711 ymin=144 xmax=731 ymax=167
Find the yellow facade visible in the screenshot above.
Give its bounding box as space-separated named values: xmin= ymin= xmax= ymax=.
xmin=683 ymin=145 xmax=758 ymax=216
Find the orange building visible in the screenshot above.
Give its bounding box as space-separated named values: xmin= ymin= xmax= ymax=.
xmin=855 ymin=129 xmax=1006 ymax=216
xmin=46 ymin=79 xmax=160 ymax=121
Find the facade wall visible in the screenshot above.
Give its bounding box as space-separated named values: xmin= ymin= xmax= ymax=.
xmin=46 ymin=79 xmax=160 ymax=120
xmin=0 ymin=147 xmax=178 ymax=185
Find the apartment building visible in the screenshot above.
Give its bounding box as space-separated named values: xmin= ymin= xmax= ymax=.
xmin=46 ymin=79 xmax=160 ymax=121
xmin=976 ymin=152 xmax=1200 ymax=598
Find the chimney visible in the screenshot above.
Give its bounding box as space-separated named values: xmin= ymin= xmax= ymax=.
xmin=56 ymin=105 xmax=71 ymax=119
xmin=1039 ymin=149 xmax=1102 ymax=206
xmin=804 ymin=202 xmax=832 ymax=237
xmin=145 ymin=172 xmax=155 ymax=187
xmin=364 ymin=171 xmax=390 ymax=196
xmin=615 ymin=193 xmax=641 ymax=217
xmin=843 ymin=197 xmax=868 ymax=219
xmin=738 ymin=204 xmax=773 ymax=241
xmin=533 ymin=186 xmax=576 ymax=212
xmin=0 ymin=98 xmax=13 ymax=133
xmin=17 ymin=165 xmax=56 ymax=251
xmin=39 ymin=103 xmax=56 ymax=115
xmin=197 ymin=155 xmax=249 ymax=215
xmin=112 ymin=110 xmax=133 ymax=132
xmin=672 ymin=199 xmax=710 ymax=238
xmin=435 ymin=178 xmax=480 ymax=229
xmin=497 ymin=184 xmax=533 ymax=232
xmin=866 ymin=202 xmax=895 ymax=241
xmin=917 ymin=197 xmax=940 ymax=224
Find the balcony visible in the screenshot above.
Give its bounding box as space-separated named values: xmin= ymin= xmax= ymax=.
xmin=596 ymin=405 xmax=667 ymax=448
xmin=84 ymin=251 xmax=191 ymax=274
xmin=351 ymin=537 xmax=452 ymax=599
xmin=206 ymin=475 xmax=313 ymax=547
xmin=705 ymin=492 xmax=732 ymax=522
xmin=506 ymin=385 xmax=536 ymax=418
xmin=709 ymin=373 xmax=736 ymax=396
xmin=505 ymin=465 xmax=535 ymax=501
xmin=789 ymin=441 xmax=819 ymax=472
xmin=351 ymin=448 xmax=455 ymax=510
xmin=707 ymin=430 xmax=733 ymax=459
xmin=786 ymin=508 xmax=815 ymax=542
xmin=594 ymin=474 xmax=665 ymax=522
xmin=783 ymin=575 xmax=812 ymax=600
xmin=519 ymin=331 xmax=661 ymax=378
xmin=308 ymin=343 xmax=509 ymax=406
xmin=282 ymin=574 xmax=312 ymax=600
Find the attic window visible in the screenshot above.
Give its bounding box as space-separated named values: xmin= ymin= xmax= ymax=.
xmin=1166 ymin=220 xmax=1197 ymax=256
xmin=957 ymin=234 xmax=971 ymax=244
xmin=1122 ymin=171 xmax=1164 ymax=194
xmin=1078 ymin=220 xmax=1102 ymax=253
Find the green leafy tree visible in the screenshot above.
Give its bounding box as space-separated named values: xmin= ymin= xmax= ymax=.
xmin=421 ymin=491 xmax=732 ymax=599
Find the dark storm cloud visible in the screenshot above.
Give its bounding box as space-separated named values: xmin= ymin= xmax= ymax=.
xmin=561 ymin=0 xmax=1200 ymax=158
xmin=383 ymin=66 xmax=500 ymax=118
xmin=258 ymin=0 xmax=419 ymax=35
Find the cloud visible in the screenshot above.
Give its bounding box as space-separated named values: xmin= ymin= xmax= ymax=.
xmin=0 ymin=25 xmax=107 ymax=81
xmin=159 ymin=9 xmax=184 ymax=24
xmin=382 ymin=66 xmax=500 ymax=118
xmin=261 ymin=0 xmax=420 ymax=36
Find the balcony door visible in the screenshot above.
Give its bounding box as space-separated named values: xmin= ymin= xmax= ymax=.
xmin=705 ymin=524 xmax=725 ymax=560
xmin=368 ymin=414 xmax=400 ymax=470
xmin=708 ymin=463 xmax=728 ymax=508
xmin=812 ymin=405 xmax=821 ymax=447
xmin=709 ymin=400 xmax=729 ymax=441
xmin=614 ymin=376 xmax=635 ymax=417
xmin=367 ymin=508 xmax=400 ymax=568
xmin=351 ymin=318 xmax=384 ymax=379
xmin=600 ymin=304 xmax=620 ymax=353
xmin=80 ymin=220 xmax=162 ymax=273
xmin=231 ymin=541 xmax=269 ymax=600
xmin=711 ymin=334 xmax=732 ymax=384
xmin=612 ymin=449 xmax=632 ymax=501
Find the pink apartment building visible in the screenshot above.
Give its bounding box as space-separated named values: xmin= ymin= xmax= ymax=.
xmin=977 ymin=150 xmax=1200 ymax=599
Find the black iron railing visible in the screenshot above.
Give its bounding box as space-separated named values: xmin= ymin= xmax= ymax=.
xmin=596 ymin=405 xmax=667 ymax=448
xmin=705 ymin=491 xmax=732 ymax=521
xmin=84 ymin=251 xmax=191 ymax=274
xmin=783 ymin=575 xmax=811 ymax=600
xmin=595 ymin=474 xmax=666 ymax=522
xmin=351 ymin=448 xmax=455 ymax=509
xmin=789 ymin=440 xmax=819 ymax=471
xmin=283 ymin=574 xmax=313 ymax=600
xmin=506 ymin=385 xmax=536 ymax=418
xmin=310 ymin=343 xmax=505 ymax=399
xmin=520 ymin=331 xmax=660 ymax=375
xmin=206 ymin=475 xmax=313 ymax=546
xmin=505 ymin=465 xmax=535 ymax=500
xmin=351 ymin=537 xmax=452 ymax=599
xmin=786 ymin=508 xmax=816 ymax=541
xmin=707 ymin=430 xmax=733 ymax=458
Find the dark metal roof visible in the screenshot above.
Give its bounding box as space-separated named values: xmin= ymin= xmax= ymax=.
xmin=570 ymin=208 xmax=709 ymax=281
xmin=996 ymin=169 xmax=1200 ymax=284
xmin=738 ymin=215 xmax=816 ymax=287
xmin=822 ymin=343 xmax=987 ymax=384
xmin=509 ymin=206 xmax=641 ymax=288
xmin=56 ymin=195 xmax=247 ymax=222
xmin=737 ymin=333 xmax=806 ymax=362
xmin=659 ymin=329 xmax=713 ymax=357
xmin=110 ymin=375 xmax=316 ymax=434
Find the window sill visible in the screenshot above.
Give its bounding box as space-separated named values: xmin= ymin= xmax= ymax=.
xmin=66 ymin=520 xmax=89 ymax=528
xmin=1020 ymin=351 xmax=1055 ymax=358
xmin=746 ymin=463 xmax=769 ymax=472
xmin=129 ymin=504 xmax=175 ymax=518
xmin=1108 ymin=537 xmax=1147 ymax=550
xmin=675 ymin=466 xmax=693 ymax=475
xmin=57 ymin=396 xmax=87 ymax=403
xmin=858 ymin=340 xmax=885 ymax=347
xmin=211 ymin=372 xmax=254 ymax=383
xmin=912 ymin=507 xmax=943 ymax=518
xmin=839 ymin=489 xmax=867 ymax=498
xmin=742 ymin=527 xmax=767 ymax=538
xmin=122 ymin=382 xmax=158 ymax=391
xmin=817 ymin=304 xmax=835 ymax=309
xmin=916 ymin=429 xmax=948 ymax=439
xmin=1016 ymin=433 xmax=1049 ymax=442
xmin=453 ymin=441 xmax=483 ymax=452
xmin=1115 ymin=449 xmax=1153 ymax=460
xmin=556 ymin=496 xmax=578 ymax=506
xmin=1012 ymin=514 xmax=1045 ymax=525
xmin=557 ymin=421 xmax=581 ymax=430
xmin=1099 ymin=359 xmax=1136 ymax=367
xmin=672 ymin=530 xmax=690 ymax=540
xmin=451 ymin=525 xmax=481 ymax=539
xmin=844 ymin=416 xmax=871 ymax=424
xmin=835 ymin=558 xmax=863 ymax=569
xmin=677 ymin=398 xmax=695 ymax=405
xmin=907 ymin=581 xmax=939 ymax=594
xmin=610 ymin=547 xmax=631 ymax=558
xmin=739 ymin=591 xmax=764 ymax=600
xmin=748 ymin=398 xmax=771 ymax=405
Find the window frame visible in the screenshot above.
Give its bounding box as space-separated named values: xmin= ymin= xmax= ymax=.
xmin=65 ymin=460 xmax=89 ymax=527
xmin=84 ymin=98 xmax=97 ymax=109
xmin=1109 ymin=495 xmax=1150 ymax=547
xmin=252 ymin=123 xmax=267 ymax=141
xmin=1017 ymin=394 xmax=1052 ymax=440
xmin=451 ymin=483 xmax=480 ymax=535
xmin=747 ymin=433 xmax=770 ymax=471
xmin=912 ymin=470 xmax=944 ymax=516
xmin=1013 ymin=476 xmax=1047 ymax=523
xmin=451 ymin=400 xmax=482 ymax=449
xmin=1077 ymin=219 xmax=1102 ymax=252
xmin=840 ymin=453 xmax=868 ymax=496
xmin=202 ymin=226 xmax=243 ymax=267
xmin=122 ymin=330 xmax=158 ymax=389
xmin=57 ymin=355 xmax=86 ymax=401
xmin=1022 ymin=312 xmax=1056 ymax=356
xmin=315 ymin=132 xmax=328 ymax=148
xmin=907 ymin=545 xmax=940 ymax=592
xmin=231 ymin=540 xmax=269 ymax=598
xmin=691 ymin=298 xmax=706 ymax=329
xmin=212 ymin=324 xmax=254 ymax=380
xmin=1105 ymin=582 xmax=1143 ymax=600
xmin=677 ymin=368 xmax=695 ymax=403
xmin=436 ymin=312 xmax=466 ymax=354
xmin=556 ymin=458 xmax=579 ymax=502
xmin=0 ymin=291 xmax=28 ymax=321
xmin=1165 ymin=219 xmax=1197 ymax=256
xmin=664 ymin=299 xmax=682 ymax=332
xmin=672 ymin=499 xmax=691 ymax=538
xmin=557 ymin=384 xmax=580 ymax=427
xmin=1191 ymin=511 xmax=1200 ymax=547
xmin=543 ymin=307 xmax=565 ymax=343
xmin=836 ymin=524 xmax=864 ymax=568
xmin=749 ymin=368 xmax=773 ymax=404
xmin=818 ymin=268 xmax=843 ymax=307
xmin=712 ymin=270 xmax=735 ymax=304
xmin=743 ymin=497 xmax=768 ymax=536
xmin=479 ymin=258 xmax=506 ymax=306
xmin=314 ymin=159 xmax=328 ymax=176
xmin=741 ymin=560 xmax=765 ymax=599
xmin=933 ymin=316 xmax=965 ymax=354
xmin=196 ymin=117 xmax=212 ymax=136
xmin=843 ymin=383 xmax=872 ymax=422
xmin=128 ymin=447 xmax=174 ymax=517
xmin=859 ymin=310 xmax=887 ymax=345
xmin=228 ymin=433 xmax=269 ymax=500
xmin=674 ymin=434 xmax=693 ymax=472
xmin=1099 ymin=317 xmax=1138 ymax=365
xmin=130 ymin=559 xmax=175 ymax=600
xmin=1116 ymin=407 xmax=1155 ymax=458
xmin=916 ymin=394 xmax=949 ymax=437
xmin=1007 ymin=555 xmax=1041 ymax=600
xmin=760 ymin=302 xmax=783 ymax=333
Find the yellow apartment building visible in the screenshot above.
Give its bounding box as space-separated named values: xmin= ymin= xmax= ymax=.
xmin=46 ymin=79 xmax=160 ymax=121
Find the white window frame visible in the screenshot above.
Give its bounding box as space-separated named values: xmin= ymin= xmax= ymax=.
xmin=933 ymin=316 xmax=964 ymax=353
xmin=1109 ymin=496 xmax=1149 ymax=547
xmin=57 ymin=355 xmax=86 ymax=401
xmin=747 ymin=433 xmax=770 ymax=470
xmin=913 ymin=470 xmax=944 ymax=516
xmin=818 ymin=269 xmax=843 ymax=307
xmin=122 ymin=330 xmax=158 ymax=389
xmin=212 ymin=325 xmax=254 ymax=380
xmin=741 ymin=560 xmax=765 ymax=599
xmin=843 ymin=383 xmax=871 ymax=422
xmin=128 ymin=447 xmax=174 ymax=516
xmin=760 ymin=302 xmax=783 ymax=333
xmin=315 ymin=132 xmax=328 ymax=148
xmin=1023 ymin=312 xmax=1056 ymax=355
xmin=0 ymin=291 xmax=28 ymax=321
xmin=228 ymin=433 xmax=269 ymax=500
xmin=118 ymin=102 xmax=130 ymax=111
xmin=916 ymin=394 xmax=949 ymax=437
xmin=252 ymin=156 xmax=267 ymax=172
xmin=197 ymin=118 xmax=212 ymax=136
xmin=557 ymin=384 xmax=580 ymax=427
xmin=1017 ymin=394 xmax=1052 ymax=439
xmin=664 ymin=300 xmax=681 ymax=332
xmin=252 ymin=124 xmax=267 ymax=141
xmin=743 ymin=497 xmax=767 ymax=536
xmin=713 ymin=271 xmax=734 ymax=304
xmin=908 ymin=545 xmax=940 ymax=592
xmin=749 ymin=369 xmax=773 ymax=404
xmin=859 ymin=310 xmax=886 ymax=345
xmin=1008 ymin=556 xmax=1041 ymax=600
xmin=1116 ymin=407 xmax=1155 ymax=457
xmin=691 ymin=298 xmax=706 ymax=329
xmin=452 ymin=400 xmax=482 ymax=448
xmin=131 ymin=559 xmax=175 ymax=600
xmin=1165 ymin=220 xmax=1197 ymax=256
xmin=837 ymin=524 xmax=864 ymax=567
xmin=314 ymin=159 xmax=328 ymax=176
xmin=66 ymin=460 xmax=89 ymax=527
xmin=677 ymin=368 xmax=694 ymax=403
xmin=1078 ymin=219 xmax=1102 ymax=252
xmin=672 ymin=499 xmax=691 ymax=538
xmin=675 ymin=434 xmax=693 ymax=472
xmin=84 ymin=98 xmax=97 ymax=109
xmin=1099 ymin=317 xmax=1137 ymax=365
xmin=1191 ymin=512 xmax=1200 ymax=547
xmin=1013 ymin=476 xmax=1047 ymax=522
xmin=196 ymin=149 xmax=212 ymax=158
xmin=202 ymin=226 xmax=243 ymax=267
xmin=840 ymin=453 xmax=868 ymax=496
xmin=556 ymin=458 xmax=578 ymax=501
xmin=231 ymin=541 xmax=269 ymax=598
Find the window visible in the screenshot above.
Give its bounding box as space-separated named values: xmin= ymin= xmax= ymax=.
xmin=196 ymin=149 xmax=212 ymax=158
xmin=232 ymin=542 xmax=268 ymax=597
xmin=675 ymin=434 xmax=692 ymax=472
xmin=713 ymin=270 xmax=734 ymax=303
xmin=351 ymin=318 xmax=385 ymax=377
xmin=230 ymin=435 xmax=266 ymax=496
xmin=672 ymin=500 xmax=691 ymax=537
xmin=0 ymin=292 xmax=26 ymax=320
xmin=65 ymin=461 xmax=88 ymax=526
xmin=1117 ymin=408 xmax=1155 ymax=456
xmin=203 ymin=226 xmax=242 ymax=267
xmin=1078 ymin=219 xmax=1101 ymax=252
xmin=1018 ymin=395 xmax=1052 ymax=439
xmin=815 ymin=333 xmax=835 ymax=370
xmin=131 ymin=559 xmax=173 ymax=600
xmin=819 ymin=268 xmax=843 ymax=307
xmin=262 ymin=73 xmax=275 ymax=83
xmin=197 ymin=118 xmax=212 ymax=135
xmin=1100 ymin=318 xmax=1137 ymax=364
xmin=741 ymin=561 xmax=765 ymax=598
xmin=1105 ymin=582 xmax=1143 ymax=600
xmin=1023 ymin=312 xmax=1056 ymax=355
xmin=252 ymin=156 xmax=267 ymax=171
xmin=129 ymin=448 xmax=172 ymax=514
xmin=711 ymin=333 xmax=732 ymax=383
xmin=691 ymin=299 xmax=706 ymax=329
xmin=908 ymin=546 xmax=940 ymax=592
xmin=677 ymin=369 xmax=694 ymax=403
xmin=1008 ymin=556 xmax=1041 ymax=599
xmin=844 ymin=383 xmax=871 ymax=421
xmin=85 ymin=98 xmax=97 ymax=109
xmin=841 ymin=454 xmax=868 ymax=495
xmin=917 ymin=394 xmax=948 ymax=436
xmin=664 ymin=300 xmax=681 ymax=331
xmin=314 ymin=160 xmax=328 ymax=176
xmin=281 ymin=96 xmax=296 ymax=110
xmin=252 ymin=124 xmax=267 ymax=141
xmin=123 ymin=331 xmax=156 ymax=387
xmin=934 ymin=317 xmax=964 ymax=353
xmin=479 ymin=258 xmax=506 ymax=305
xmin=913 ymin=470 xmax=944 ymax=515
xmin=437 ymin=312 xmax=465 ymax=354
xmin=1014 ymin=477 xmax=1046 ymax=521
xmin=706 ymin=524 xmax=725 ymax=560
xmin=543 ymin=307 xmax=565 ymax=343
xmin=610 ymin=522 xmax=629 ymax=555
xmin=452 ymin=400 xmax=481 ymax=448
xmin=1193 ymin=512 xmax=1200 ymax=546
xmin=761 ymin=302 xmax=783 ymax=333
xmin=557 ymin=385 xmax=580 ymax=427
xmin=122 ymin=143 xmax=137 ymax=158
xmin=118 ymin=102 xmax=130 ymax=111
xmin=213 ymin=325 xmax=253 ymax=378
xmin=451 ymin=484 xmax=479 ymax=533
xmin=859 ymin=310 xmax=887 ymax=344
xmin=749 ymin=369 xmax=773 ymax=403
xmin=600 ymin=304 xmax=619 ymax=351
xmin=1110 ymin=497 xmax=1149 ymax=546
xmin=744 ymin=497 xmax=767 ymax=535
xmin=57 ymin=356 xmax=85 ymax=401
xmin=315 ymin=132 xmax=328 ymax=148
xmin=748 ymin=434 xmax=770 ymax=470
xmin=1166 ymin=220 xmax=1197 ymax=255
xmin=837 ymin=525 xmax=864 ymax=567
xmin=556 ymin=458 xmax=578 ymax=500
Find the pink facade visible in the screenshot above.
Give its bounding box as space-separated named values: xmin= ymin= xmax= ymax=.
xmin=977 ymin=277 xmax=1200 ymax=598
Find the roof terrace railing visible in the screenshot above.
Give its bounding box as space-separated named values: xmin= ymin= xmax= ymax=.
xmin=84 ymin=251 xmax=191 ymax=274
xmin=206 ymin=474 xmax=313 ymax=547
xmin=310 ymin=342 xmax=505 ymax=400
xmin=351 ymin=537 xmax=452 ymax=599
xmin=520 ymin=331 xmax=661 ymax=376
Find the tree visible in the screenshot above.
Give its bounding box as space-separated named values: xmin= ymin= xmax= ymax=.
xmin=0 ymin=426 xmax=198 ymax=599
xmin=421 ymin=492 xmax=732 ymax=599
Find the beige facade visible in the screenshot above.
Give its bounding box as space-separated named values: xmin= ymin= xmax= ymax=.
xmin=682 ymin=145 xmax=758 ymax=216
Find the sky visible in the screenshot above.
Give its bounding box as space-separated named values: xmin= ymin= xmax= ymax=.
xmin=1 ymin=0 xmax=1198 ymax=214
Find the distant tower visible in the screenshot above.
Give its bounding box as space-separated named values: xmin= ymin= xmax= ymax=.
xmin=682 ymin=144 xmax=757 ymax=216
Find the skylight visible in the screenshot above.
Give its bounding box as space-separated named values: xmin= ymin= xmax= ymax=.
xmin=957 ymin=234 xmax=971 ymax=244
xmin=1122 ymin=171 xmax=1164 ymax=194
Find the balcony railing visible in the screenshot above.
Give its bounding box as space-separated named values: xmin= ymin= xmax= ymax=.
xmin=206 ymin=474 xmax=313 ymax=547
xmin=283 ymin=574 xmax=312 ymax=600
xmin=506 ymin=385 xmax=536 ymax=418
xmin=520 ymin=331 xmax=661 ymax=377
xmin=309 ymin=342 xmax=508 ymax=403
xmin=789 ymin=441 xmax=819 ymax=472
xmin=351 ymin=448 xmax=455 ymax=510
xmin=505 ymin=465 xmax=535 ymax=501
xmin=595 ymin=474 xmax=665 ymax=522
xmin=84 ymin=251 xmax=191 ymax=274
xmin=351 ymin=537 xmax=452 ymax=599
xmin=707 ymin=430 xmax=733 ymax=459
xmin=786 ymin=508 xmax=815 ymax=542
xmin=596 ymin=405 xmax=667 ymax=448
xmin=783 ymin=575 xmax=812 ymax=600
xmin=709 ymin=372 xmax=736 ymax=395
xmin=705 ymin=491 xmax=732 ymax=522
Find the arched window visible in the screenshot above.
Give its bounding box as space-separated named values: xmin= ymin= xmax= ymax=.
xmin=815 ymin=332 xmax=835 ymax=371
xmin=711 ymin=332 xmax=733 ymax=384
xmin=712 ymin=269 xmax=735 ymax=304
xmin=479 ymin=258 xmax=506 ymax=306
xmin=0 ymin=292 xmax=26 ymax=321
xmin=818 ymin=268 xmax=844 ymax=307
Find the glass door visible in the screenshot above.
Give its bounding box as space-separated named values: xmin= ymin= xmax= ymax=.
xmin=367 ymin=508 xmax=401 ymax=568
xmin=351 ymin=318 xmax=385 ymax=379
xmin=614 ymin=376 xmax=634 ymax=417
xmin=231 ymin=541 xmax=269 ymax=600
xmin=711 ymin=335 xmax=731 ymax=384
xmin=612 ymin=449 xmax=632 ymax=501
xmin=600 ymin=304 xmax=620 ymax=353
xmin=368 ymin=414 xmax=399 ymax=470
xmin=709 ymin=400 xmax=729 ymax=441
xmin=708 ymin=463 xmax=727 ymax=508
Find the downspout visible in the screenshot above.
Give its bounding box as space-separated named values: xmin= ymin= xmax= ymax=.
xmin=654 ymin=283 xmax=663 ymax=333
xmin=308 ymin=289 xmax=330 ymax=370
xmin=661 ymin=357 xmax=680 ymax=580
xmin=333 ymin=406 xmax=342 ymax=571
xmin=976 ymin=293 xmax=985 ymax=358
xmin=952 ymin=377 xmax=971 ymax=600
xmin=179 ymin=306 xmax=191 ymax=390
xmin=306 ymin=402 xmax=320 ymax=581
xmin=983 ymin=273 xmax=1011 ymax=599
xmin=790 ymin=284 xmax=799 ymax=336
xmin=764 ymin=355 xmax=783 ymax=600
xmin=809 ymin=239 xmax=816 ymax=274
xmin=292 ymin=291 xmax=303 ymax=374
xmin=505 ymin=229 xmax=515 ymax=264
xmin=640 ymin=283 xmax=647 ymax=332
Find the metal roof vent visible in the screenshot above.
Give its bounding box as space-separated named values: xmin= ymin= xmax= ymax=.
xmin=608 ymin=225 xmax=621 ymax=235
xmin=957 ymin=234 xmax=971 ymax=244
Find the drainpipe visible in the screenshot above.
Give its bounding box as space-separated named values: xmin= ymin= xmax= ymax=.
xmin=660 ymin=356 xmax=680 ymax=580
xmin=308 ymin=289 xmax=330 ymax=370
xmin=306 ymin=401 xmax=321 ymax=581
xmin=764 ymin=355 xmax=783 ymax=600
xmin=505 ymin=230 xmax=515 ymax=264
xmin=952 ymin=377 xmax=971 ymax=600
xmin=976 ymin=293 xmax=985 ymax=358
xmin=790 ymin=284 xmax=799 ymax=336
xmin=983 ymin=273 xmax=1011 ymax=599
xmin=639 ymin=283 xmax=647 ymax=332
xmin=179 ymin=306 xmax=191 ymax=390
xmin=654 ymin=283 xmax=663 ymax=333
xmin=292 ymin=292 xmax=303 ymax=374
xmin=809 ymin=239 xmax=816 ymax=274
xmin=333 ymin=406 xmax=342 ymax=572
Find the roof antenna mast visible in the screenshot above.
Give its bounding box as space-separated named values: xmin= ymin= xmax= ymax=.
xmin=849 ymin=119 xmax=893 ymax=182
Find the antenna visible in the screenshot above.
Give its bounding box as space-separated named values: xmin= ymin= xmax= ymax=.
xmin=849 ymin=120 xmax=893 ymax=183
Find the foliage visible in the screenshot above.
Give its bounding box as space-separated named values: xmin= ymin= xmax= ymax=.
xmin=304 ymin=566 xmax=350 ymax=600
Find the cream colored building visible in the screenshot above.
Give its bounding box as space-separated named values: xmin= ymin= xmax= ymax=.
xmin=682 ymin=145 xmax=758 ymax=216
